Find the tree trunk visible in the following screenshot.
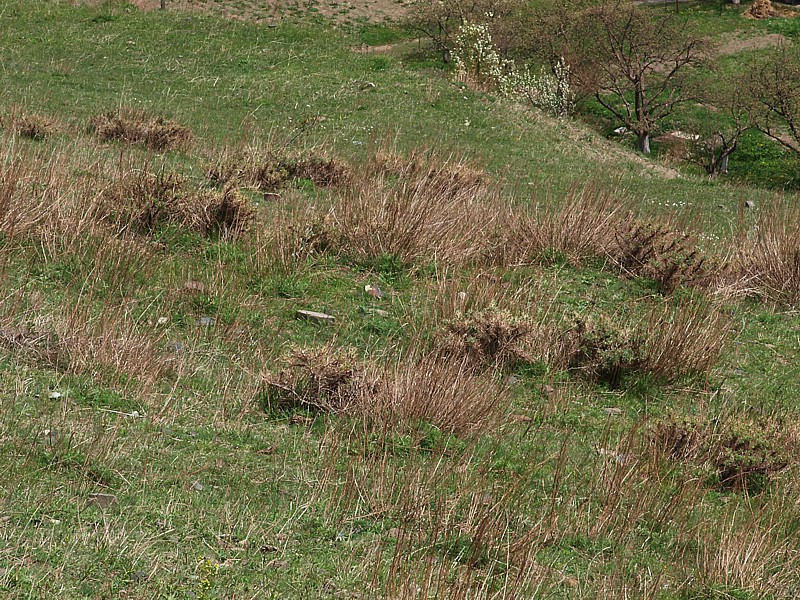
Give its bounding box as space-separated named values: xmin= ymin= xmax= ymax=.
xmin=161 ymin=0 xmax=166 ymax=8
xmin=637 ymin=132 xmax=651 ymax=154
xmin=720 ymin=154 xmax=729 ymax=173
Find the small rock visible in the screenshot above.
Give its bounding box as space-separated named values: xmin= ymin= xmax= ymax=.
xmin=129 ymin=570 xmax=148 ymax=583
xmin=197 ymin=316 xmax=215 ymax=327
xmin=156 ymin=316 xmax=169 ymax=326
xmin=182 ymin=280 xmax=207 ymax=294
xmin=509 ymin=413 xmax=533 ymax=423
xmin=364 ymin=284 xmax=385 ymax=299
xmin=744 ymin=200 xmax=755 ymax=209
xmin=48 ymin=391 xmax=62 ymax=400
xmin=602 ymin=407 xmax=623 ymax=416
xmin=295 ymin=309 xmax=335 ymax=324
xmin=359 ymin=81 xmax=376 ymax=91
xmin=613 ymin=126 xmax=628 ymax=135
xmin=40 ymin=428 xmax=61 ymax=447
xmin=191 ymin=480 xmax=205 ymax=492
xmin=266 ymin=559 xmax=290 ymax=570
xmin=88 ymin=493 xmax=117 ymax=508
xmin=360 ymin=307 xmax=389 ymax=317
xmin=504 ymin=375 xmax=520 ymax=386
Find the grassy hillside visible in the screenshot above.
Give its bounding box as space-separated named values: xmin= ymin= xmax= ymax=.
xmin=1 ymin=1 xmax=799 ymax=598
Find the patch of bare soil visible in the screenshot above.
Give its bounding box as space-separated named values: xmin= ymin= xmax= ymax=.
xmin=715 ymin=32 xmax=790 ymax=56
xmin=76 ymin=0 xmax=411 ymax=24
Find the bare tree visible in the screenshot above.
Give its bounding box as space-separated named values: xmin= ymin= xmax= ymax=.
xmin=568 ymin=0 xmax=707 ymax=153
xmin=686 ymin=76 xmax=754 ymax=177
xmin=748 ymin=45 xmax=800 ymax=156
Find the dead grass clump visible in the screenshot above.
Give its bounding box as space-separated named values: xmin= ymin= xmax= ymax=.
xmin=258 ymin=347 xmax=377 ymax=414
xmin=379 ymin=353 xmax=509 ymax=435
xmin=259 ymin=347 xmax=506 ymax=436
xmin=207 ymin=145 xmax=349 ymax=191
xmin=328 ymin=153 xmax=499 ymax=267
xmin=499 ymin=185 xmax=627 ymax=266
xmin=90 ymin=109 xmax=192 ymax=152
xmin=642 ymin=297 xmax=731 ymax=381
xmin=735 ymin=199 xmax=800 ymax=305
xmin=610 ymin=219 xmax=712 ymax=294
xmin=99 ymin=170 xmax=254 ymax=238
xmin=12 ymin=113 xmax=60 ymax=141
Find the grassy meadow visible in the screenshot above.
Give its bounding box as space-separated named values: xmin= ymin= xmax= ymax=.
xmin=1 ymin=0 xmax=799 ymax=598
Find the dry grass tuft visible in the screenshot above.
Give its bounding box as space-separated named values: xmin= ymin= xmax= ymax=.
xmin=735 ymin=199 xmax=800 ymax=305
xmin=207 ymin=143 xmax=349 ymax=191
xmin=11 ymin=113 xmax=60 ymax=141
xmin=99 ymin=170 xmax=254 ymax=238
xmin=90 ymin=109 xmax=193 ymax=152
xmin=327 ymin=149 xmax=499 ymax=266
xmin=259 ymin=346 xmax=507 ymax=435
xmin=499 ymin=185 xmax=626 ymax=266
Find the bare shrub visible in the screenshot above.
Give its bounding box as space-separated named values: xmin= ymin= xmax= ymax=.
xmin=650 ymin=415 xmax=792 ymax=493
xmin=735 ymin=199 xmax=800 ymax=305
xmin=437 ymin=309 xmax=536 ymax=370
xmin=99 ymin=170 xmax=254 ymax=238
xmin=90 ymin=109 xmax=192 ymax=152
xmin=258 ymin=347 xmax=378 ymax=414
xmin=609 ymin=219 xmax=713 ymax=294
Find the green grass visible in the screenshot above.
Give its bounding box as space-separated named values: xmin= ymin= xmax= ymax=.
xmin=1 ymin=1 xmax=799 ymax=598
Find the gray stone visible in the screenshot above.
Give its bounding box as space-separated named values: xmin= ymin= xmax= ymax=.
xmin=744 ymin=200 xmax=755 ymax=209
xmin=197 ymin=316 xmax=215 ymax=327
xmin=295 ymin=310 xmax=335 ymax=324
xmin=191 ymin=480 xmax=205 ymax=492
xmin=88 ymin=493 xmax=117 ymax=508
xmin=602 ymin=407 xmax=623 ymax=416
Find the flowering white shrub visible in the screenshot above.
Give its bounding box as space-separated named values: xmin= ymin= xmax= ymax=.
xmin=452 ymin=22 xmax=574 ymax=117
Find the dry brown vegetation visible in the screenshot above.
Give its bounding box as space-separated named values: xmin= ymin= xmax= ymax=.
xmin=207 ymin=141 xmax=349 ymax=191
xmin=90 ymin=108 xmax=193 ymax=152
xmin=99 ymin=170 xmax=255 ymax=238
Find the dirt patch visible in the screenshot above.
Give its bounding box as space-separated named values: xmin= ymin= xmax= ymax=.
xmin=715 ymin=32 xmax=791 ymax=56
xmin=86 ymin=0 xmax=412 ymax=24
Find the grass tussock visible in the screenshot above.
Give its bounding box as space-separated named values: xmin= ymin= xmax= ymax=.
xmin=499 ymin=185 xmax=627 ymax=266
xmin=90 ymin=109 xmax=192 ymax=152
xmin=10 ymin=112 xmax=61 ymax=141
xmin=259 ymin=346 xmax=507 ymax=436
xmin=99 ymin=170 xmax=255 ymax=238
xmin=736 ymin=199 xmax=800 ymax=305
xmin=207 ymin=142 xmax=349 ymax=192
xmin=327 ymin=149 xmax=499 ymax=267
